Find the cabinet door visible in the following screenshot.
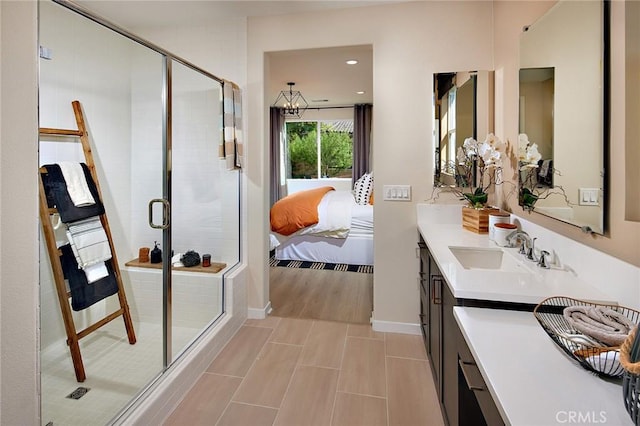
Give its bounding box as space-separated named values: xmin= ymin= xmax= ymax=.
xmin=442 ymin=283 xmax=458 ymax=426
xmin=418 ymin=239 xmax=430 ymax=351
xmin=428 ymin=258 xmax=443 ymax=398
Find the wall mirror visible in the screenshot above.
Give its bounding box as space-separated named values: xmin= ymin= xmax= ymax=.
xmin=433 ymin=70 xmax=494 ymax=188
xmin=518 ymin=0 xmax=608 ymax=234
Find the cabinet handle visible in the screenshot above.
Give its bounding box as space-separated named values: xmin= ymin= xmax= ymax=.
xmin=431 ymin=277 xmax=442 ymax=304
xmin=459 ymin=360 xmax=485 ymax=392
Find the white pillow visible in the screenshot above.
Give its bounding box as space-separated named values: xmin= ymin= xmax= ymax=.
xmin=353 ymin=172 xmax=373 ymax=205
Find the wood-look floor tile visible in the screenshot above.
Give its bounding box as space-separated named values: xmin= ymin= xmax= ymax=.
xmin=206 ymin=326 xmax=272 ymax=377
xmin=244 ymin=316 xmax=281 ymax=329
xmin=337 ymin=337 xmax=386 ymax=397
xmin=217 ymin=402 xmax=278 ymax=426
xmin=387 ymin=357 xmax=444 ymax=426
xmin=233 ymin=342 xmax=301 ymax=408
xmin=299 ymin=321 xmax=347 ymax=369
xmin=385 ymin=332 xmax=427 ymax=360
xmin=164 ymin=373 xmax=241 ymax=426
xmin=347 ymin=324 xmax=384 ymax=340
xmin=331 ymin=392 xmax=387 ymax=426
xmin=274 ymin=366 xmax=338 ymax=426
xmin=270 ymin=317 xmax=313 ymax=345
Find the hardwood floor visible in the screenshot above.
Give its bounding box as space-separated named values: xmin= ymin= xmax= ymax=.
xmin=269 ymin=266 xmax=373 ymax=324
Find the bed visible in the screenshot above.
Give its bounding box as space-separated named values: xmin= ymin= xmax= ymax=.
xmin=270 ymin=178 xmax=374 ymax=266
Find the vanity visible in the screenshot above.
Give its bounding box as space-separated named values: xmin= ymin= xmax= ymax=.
xmin=417 ymin=203 xmax=633 ymax=425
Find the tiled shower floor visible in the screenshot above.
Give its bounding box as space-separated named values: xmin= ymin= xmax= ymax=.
xmin=40 ymin=320 xmax=202 ymax=426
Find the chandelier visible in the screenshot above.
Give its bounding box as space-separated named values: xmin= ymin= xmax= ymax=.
xmin=273 ymin=82 xmax=308 ymax=118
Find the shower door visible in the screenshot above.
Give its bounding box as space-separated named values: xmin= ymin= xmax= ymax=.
xmin=167 ymin=60 xmax=227 ymax=360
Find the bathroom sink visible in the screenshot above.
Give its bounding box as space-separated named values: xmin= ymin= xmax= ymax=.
xmin=449 ymin=246 xmax=531 ymax=273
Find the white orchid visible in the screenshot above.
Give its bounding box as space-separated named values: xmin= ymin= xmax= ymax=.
xmin=453 ymin=133 xmax=505 ymax=207
xmin=518 ymin=133 xmax=542 ymax=170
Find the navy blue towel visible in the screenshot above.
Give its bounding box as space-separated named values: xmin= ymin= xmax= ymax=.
xmin=41 ymin=163 xmax=104 ymax=223
xmin=60 ymin=243 xmax=119 ymax=311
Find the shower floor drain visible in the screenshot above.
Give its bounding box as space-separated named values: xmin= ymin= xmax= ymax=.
xmin=66 ymin=387 xmax=90 ymax=400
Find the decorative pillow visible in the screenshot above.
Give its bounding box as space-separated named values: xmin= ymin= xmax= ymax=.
xmin=353 ymin=172 xmax=373 ymax=205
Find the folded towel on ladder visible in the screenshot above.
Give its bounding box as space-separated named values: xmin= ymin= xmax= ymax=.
xmin=66 ymin=216 xmax=112 ymax=271
xmin=564 ymin=305 xmax=635 ymax=346
xmin=58 ymin=161 xmax=96 ymax=207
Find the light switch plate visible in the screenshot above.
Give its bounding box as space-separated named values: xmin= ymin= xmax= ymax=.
xmin=383 ymin=185 xmax=411 ymax=201
xmin=578 ymin=188 xmax=599 ymax=206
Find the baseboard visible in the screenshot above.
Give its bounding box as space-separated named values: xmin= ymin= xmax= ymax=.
xmin=247 ymin=301 xmax=272 ymax=319
xmin=371 ymin=319 xmax=421 ymax=335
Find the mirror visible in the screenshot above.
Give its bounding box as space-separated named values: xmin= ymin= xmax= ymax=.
xmin=518 ymin=0 xmax=608 ymax=234
xmin=433 ymin=70 xmax=494 ymax=188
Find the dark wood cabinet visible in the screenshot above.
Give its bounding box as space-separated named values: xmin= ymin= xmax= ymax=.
xmin=418 ymin=234 xmax=515 ymax=426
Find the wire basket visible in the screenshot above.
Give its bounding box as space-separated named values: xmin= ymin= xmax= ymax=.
xmin=533 ymin=296 xmax=640 ymax=378
xmin=621 ymin=327 xmax=640 ymax=425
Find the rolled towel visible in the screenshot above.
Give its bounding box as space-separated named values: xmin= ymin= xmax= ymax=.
xmin=563 ymin=305 xmax=635 ymax=346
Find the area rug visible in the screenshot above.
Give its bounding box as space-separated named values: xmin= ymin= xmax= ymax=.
xmin=269 ymin=255 xmax=373 ymax=274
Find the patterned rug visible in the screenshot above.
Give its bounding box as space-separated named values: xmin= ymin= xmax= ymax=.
xmin=269 ymin=255 xmax=373 ymax=274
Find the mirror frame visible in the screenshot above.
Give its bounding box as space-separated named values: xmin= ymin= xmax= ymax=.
xmin=517 ymin=0 xmax=610 ymax=235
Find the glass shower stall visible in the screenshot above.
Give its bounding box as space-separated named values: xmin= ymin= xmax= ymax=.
xmin=38 ymin=1 xmax=241 ymax=424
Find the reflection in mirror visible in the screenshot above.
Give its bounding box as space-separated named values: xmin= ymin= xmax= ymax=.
xmin=433 ymin=70 xmax=494 ymax=189
xmin=518 ymin=0 xmax=607 ymax=234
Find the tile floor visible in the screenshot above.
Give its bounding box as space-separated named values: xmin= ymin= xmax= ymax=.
xmin=165 ymin=316 xmax=445 ymax=426
xmin=41 ymin=321 xmax=203 ymax=426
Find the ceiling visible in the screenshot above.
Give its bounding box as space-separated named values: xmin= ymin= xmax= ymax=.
xmin=268 ymin=45 xmax=373 ymax=108
xmin=74 ymin=0 xmax=380 ymax=108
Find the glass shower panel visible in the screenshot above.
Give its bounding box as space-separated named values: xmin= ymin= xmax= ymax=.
xmin=169 ymin=61 xmax=228 ymax=359
xmin=39 ymin=1 xmax=164 ymax=424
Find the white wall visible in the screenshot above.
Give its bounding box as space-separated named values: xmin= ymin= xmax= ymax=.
xmin=247 ymin=1 xmax=494 ymax=325
xmin=0 ymin=1 xmax=39 ymax=424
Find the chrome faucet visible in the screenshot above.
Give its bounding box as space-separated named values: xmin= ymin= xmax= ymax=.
xmin=506 ymin=230 xmax=531 ymax=254
xmin=538 ymin=250 xmax=551 ymax=269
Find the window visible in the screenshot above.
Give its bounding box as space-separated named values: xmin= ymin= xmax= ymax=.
xmin=284 ymin=120 xmax=353 ymax=179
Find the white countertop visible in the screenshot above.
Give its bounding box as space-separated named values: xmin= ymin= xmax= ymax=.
xmin=454 ymin=307 xmax=631 ymax=425
xmin=417 ymin=211 xmax=617 ymax=305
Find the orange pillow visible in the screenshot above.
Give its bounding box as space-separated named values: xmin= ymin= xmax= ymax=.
xmin=270 ymin=186 xmax=334 ymax=236
xmin=369 ymin=192 xmax=374 ymax=205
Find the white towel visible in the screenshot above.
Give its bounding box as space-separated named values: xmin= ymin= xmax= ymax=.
xmin=84 ymin=262 xmax=109 ymax=284
xmin=66 ymin=216 xmax=112 ymax=268
xmin=58 ymin=162 xmax=96 ymax=207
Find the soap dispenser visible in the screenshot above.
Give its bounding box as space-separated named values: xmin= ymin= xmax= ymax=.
xmin=150 ymin=241 xmax=162 ymax=264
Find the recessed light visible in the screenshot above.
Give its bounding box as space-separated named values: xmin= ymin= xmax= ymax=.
xmin=346 ymin=59 xmax=358 ymax=65
xmin=356 ymin=91 xmax=365 ymax=95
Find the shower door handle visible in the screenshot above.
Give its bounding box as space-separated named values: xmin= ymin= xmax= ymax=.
xmin=148 ymin=198 xmax=170 ymax=229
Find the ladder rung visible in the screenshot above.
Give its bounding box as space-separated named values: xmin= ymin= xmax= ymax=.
xmin=39 ymin=127 xmax=83 ymax=137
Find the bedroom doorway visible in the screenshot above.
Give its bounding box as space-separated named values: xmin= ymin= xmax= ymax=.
xmin=266 ymin=45 xmax=374 ymax=325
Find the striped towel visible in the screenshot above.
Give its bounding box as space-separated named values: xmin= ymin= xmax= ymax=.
xmin=65 ymin=216 xmax=112 ymax=269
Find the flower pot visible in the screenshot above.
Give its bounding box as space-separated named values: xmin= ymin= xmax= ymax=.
xmin=462 ymin=206 xmax=500 ymax=234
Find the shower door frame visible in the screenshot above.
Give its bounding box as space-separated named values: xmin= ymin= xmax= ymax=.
xmin=46 ymin=0 xmax=231 ymax=402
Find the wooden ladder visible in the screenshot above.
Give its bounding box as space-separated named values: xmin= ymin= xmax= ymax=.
xmin=39 ymin=100 xmax=136 ymax=382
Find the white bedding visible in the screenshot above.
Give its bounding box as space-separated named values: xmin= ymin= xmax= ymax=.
xmin=298 ymin=190 xmax=354 ymax=238
xmin=272 ymin=190 xmax=374 ymax=265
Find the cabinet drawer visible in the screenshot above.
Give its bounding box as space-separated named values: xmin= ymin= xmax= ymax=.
xmin=458 ymin=333 xmax=504 ymax=426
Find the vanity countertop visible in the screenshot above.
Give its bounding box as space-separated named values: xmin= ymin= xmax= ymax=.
xmin=454 ymin=307 xmax=631 ymax=425
xmin=417 ymin=207 xmax=617 ymax=305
